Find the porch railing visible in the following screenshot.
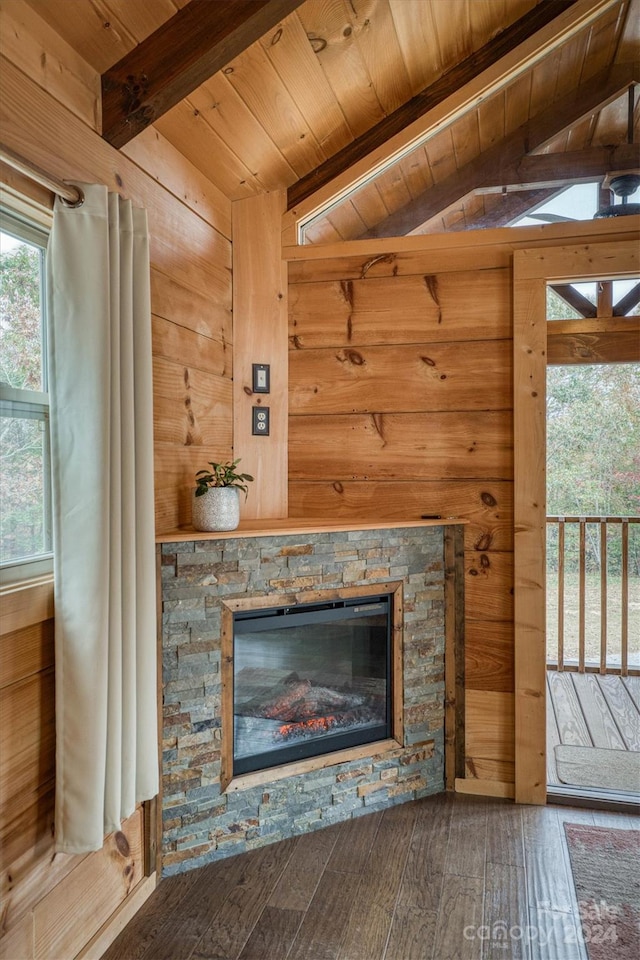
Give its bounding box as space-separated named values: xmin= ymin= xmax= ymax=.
xmin=546 ymin=516 xmax=639 ymax=676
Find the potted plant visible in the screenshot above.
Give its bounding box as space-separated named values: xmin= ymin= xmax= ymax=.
xmin=192 ymin=459 xmax=253 ymax=532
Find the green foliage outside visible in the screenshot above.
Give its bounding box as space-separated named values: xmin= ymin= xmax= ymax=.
xmin=0 ymin=240 xmax=48 ymax=564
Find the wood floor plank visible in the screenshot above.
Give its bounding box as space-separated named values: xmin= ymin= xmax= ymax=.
xmin=336 ymin=804 xmax=417 ymax=960
xmin=383 ymin=903 xmax=438 ymax=960
xmin=325 ymin=810 xmax=383 ymax=875
xmin=268 ymin=823 xmax=340 ymax=912
xmin=597 ymin=675 xmax=640 ymax=750
xmin=485 ymin=800 xmax=523 ymax=866
xmin=547 ymin=672 xmax=593 ymax=747
xmin=399 ymin=793 xmax=452 ymax=911
xmin=622 ymin=675 xmax=640 ymax=711
xmin=99 ymin=796 xmax=640 ymax=960
xmin=100 ymin=870 xmax=200 ymax=960
xmin=433 ymin=874 xmax=484 ymax=960
xmin=286 ymin=869 xmax=363 ymax=960
xmin=521 ymin=806 xmax=576 ymax=915
xmin=191 ymin=839 xmax=298 ymax=960
xmin=136 ymin=853 xmax=249 ymax=960
xmin=445 ymin=796 xmax=488 ymax=878
xmin=237 ymin=906 xmax=303 ymax=960
xmin=483 ymin=864 xmax=529 ymax=960
xmin=570 ymin=674 xmax=626 ymax=750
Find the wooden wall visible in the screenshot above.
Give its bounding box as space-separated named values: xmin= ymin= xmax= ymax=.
xmin=287 ymin=244 xmax=516 ymax=792
xmin=0 ymin=2 xmax=232 ymax=954
xmin=285 ymin=221 xmax=639 ymax=797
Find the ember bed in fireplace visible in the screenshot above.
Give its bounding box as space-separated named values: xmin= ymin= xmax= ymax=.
xmin=232 ymin=593 xmax=391 ymax=775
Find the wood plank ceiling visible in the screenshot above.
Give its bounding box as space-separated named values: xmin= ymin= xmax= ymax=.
xmin=26 ymin=0 xmax=639 ymax=242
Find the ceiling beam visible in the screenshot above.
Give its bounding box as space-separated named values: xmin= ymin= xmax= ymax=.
xmin=550 ymin=284 xmax=598 ymax=318
xmin=102 ymin=0 xmax=306 ymax=148
xmin=479 ymin=144 xmax=640 ymax=193
xmin=441 ymin=189 xmax=564 ymax=233
xmin=359 ymin=64 xmax=638 ymax=239
xmin=286 ymin=0 xmax=621 ymax=212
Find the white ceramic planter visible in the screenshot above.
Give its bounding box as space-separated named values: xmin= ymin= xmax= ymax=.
xmin=192 ymin=486 xmax=240 ymax=532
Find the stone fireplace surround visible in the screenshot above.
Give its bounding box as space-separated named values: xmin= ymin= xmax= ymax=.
xmin=159 ymin=520 xmax=455 ymax=877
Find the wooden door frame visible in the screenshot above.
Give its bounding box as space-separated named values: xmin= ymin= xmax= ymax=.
xmin=513 ymin=238 xmax=639 ymax=804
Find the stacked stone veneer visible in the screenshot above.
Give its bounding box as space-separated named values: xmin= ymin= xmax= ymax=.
xmin=160 ymin=526 xmax=445 ymax=876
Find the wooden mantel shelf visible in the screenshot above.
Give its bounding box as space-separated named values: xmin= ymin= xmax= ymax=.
xmin=156 ymin=517 xmax=468 ymax=544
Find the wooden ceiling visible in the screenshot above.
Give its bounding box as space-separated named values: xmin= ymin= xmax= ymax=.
xmin=26 ymin=0 xmax=640 ymax=242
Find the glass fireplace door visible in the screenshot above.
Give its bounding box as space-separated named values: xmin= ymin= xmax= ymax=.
xmin=233 ymin=595 xmax=391 ymax=775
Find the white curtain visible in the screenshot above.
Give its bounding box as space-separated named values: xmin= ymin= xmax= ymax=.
xmin=47 ymin=184 xmax=158 ymax=854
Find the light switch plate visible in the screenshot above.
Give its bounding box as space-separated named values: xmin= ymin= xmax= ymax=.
xmin=252 ymin=363 xmax=270 ymax=394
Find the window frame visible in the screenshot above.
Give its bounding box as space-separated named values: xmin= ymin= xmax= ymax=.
xmin=0 ymin=207 xmax=53 ymax=584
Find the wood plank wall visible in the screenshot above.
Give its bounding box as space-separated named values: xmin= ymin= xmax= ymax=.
xmin=287 ymin=246 xmax=516 ymax=791
xmin=285 ymin=221 xmax=638 ymax=797
xmin=0 ymin=3 xmax=233 ymax=954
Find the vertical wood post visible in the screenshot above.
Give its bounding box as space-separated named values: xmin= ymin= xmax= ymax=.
xmin=444 ymin=524 xmax=465 ymax=789
xmin=513 ymin=263 xmax=547 ymax=805
xmin=232 ymin=192 xmax=288 ymax=519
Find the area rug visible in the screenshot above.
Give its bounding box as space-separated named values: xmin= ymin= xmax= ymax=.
xmin=564 ymin=823 xmax=640 ymax=960
xmin=555 ymin=745 xmax=640 ymax=794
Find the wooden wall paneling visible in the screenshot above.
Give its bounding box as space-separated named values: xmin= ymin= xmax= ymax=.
xmin=152 ymin=316 xmax=230 ymax=379
xmin=465 ymin=690 xmax=515 ymax=775
xmin=258 ymin=13 xmax=354 ymax=159
xmin=289 ymin=269 xmax=512 ymax=347
xmin=547 ymin=327 xmax=640 ymax=363
xmin=289 ymin=339 xmax=512 ymax=414
xmin=0 ymin=620 xmax=54 ymax=690
xmin=0 ymin=58 xmax=233 ymax=293
xmin=150 ymin=269 xmax=232 ymax=345
xmin=21 ymin=0 xmax=139 ymax=71
xmin=123 ymin=128 xmax=232 ymax=240
xmin=233 ymin=192 xmax=288 ymax=519
xmin=188 ymin=76 xmax=297 ymax=192
xmin=388 ymin=0 xmax=442 ymax=94
xmin=152 ymin=357 xmax=233 ymax=448
xmin=346 ymin=0 xmax=412 ymax=114
xmin=0 ymin=0 xmax=101 ymax=130
xmin=154 ymin=100 xmax=263 ymax=200
xmin=295 ymin=0 xmax=385 ymax=138
xmin=287 ymin=479 xmax=514 ymax=552
xmin=0 ymin=668 xmax=55 ymax=828
xmin=32 ymin=809 xmax=144 ymax=960
xmin=513 ymin=268 xmax=547 ymax=806
xmin=289 ymin=411 xmax=513 ymax=481
xmin=465 ymin=552 xmax=514 ymax=623
xmin=0 ymin=578 xmax=54 ymax=637
xmin=465 ymin=621 xmax=515 ymax=693
xmin=223 ymin=41 xmax=326 ymax=177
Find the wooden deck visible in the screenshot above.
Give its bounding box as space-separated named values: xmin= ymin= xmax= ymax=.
xmin=102 ymin=793 xmax=639 ymax=960
xmin=547 ymin=671 xmax=640 ymax=789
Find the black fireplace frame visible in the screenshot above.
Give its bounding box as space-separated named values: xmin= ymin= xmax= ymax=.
xmin=220 ymin=581 xmax=405 ymax=790
xmin=232 ymin=593 xmax=393 ymax=775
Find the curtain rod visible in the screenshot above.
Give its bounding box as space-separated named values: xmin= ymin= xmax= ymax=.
xmin=0 ymin=144 xmax=84 ymax=207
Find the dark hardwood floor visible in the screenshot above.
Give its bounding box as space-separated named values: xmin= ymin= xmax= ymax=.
xmin=104 ymin=794 xmax=639 ymax=960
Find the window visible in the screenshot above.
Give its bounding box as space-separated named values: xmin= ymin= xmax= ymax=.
xmin=0 ymin=209 xmax=52 ymax=581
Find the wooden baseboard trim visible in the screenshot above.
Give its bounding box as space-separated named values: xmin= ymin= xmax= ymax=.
xmin=455 ymin=777 xmax=515 ymax=799
xmin=74 ymin=873 xmax=157 ymax=960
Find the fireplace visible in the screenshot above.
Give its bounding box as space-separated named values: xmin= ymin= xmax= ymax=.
xmin=232 ymin=593 xmax=392 ymax=775
xmin=160 ymin=522 xmax=454 ymax=876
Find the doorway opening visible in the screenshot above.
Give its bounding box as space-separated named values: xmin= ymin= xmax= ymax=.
xmin=545 ymin=281 xmax=640 ymax=802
